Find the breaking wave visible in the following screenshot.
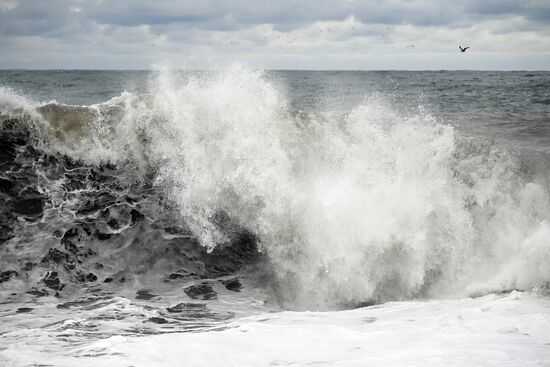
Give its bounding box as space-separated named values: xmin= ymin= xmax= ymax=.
xmin=1 ymin=67 xmax=550 ymax=310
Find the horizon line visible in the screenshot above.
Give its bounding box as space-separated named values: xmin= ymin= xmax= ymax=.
xmin=1 ymin=68 xmax=549 ymax=72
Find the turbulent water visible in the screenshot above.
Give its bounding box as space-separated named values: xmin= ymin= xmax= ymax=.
xmin=0 ymin=69 xmax=549 ymax=366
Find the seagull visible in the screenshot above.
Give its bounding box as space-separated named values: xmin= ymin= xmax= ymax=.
xmin=459 ymin=45 xmax=470 ymax=52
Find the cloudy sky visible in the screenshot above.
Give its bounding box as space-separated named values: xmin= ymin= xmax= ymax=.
xmin=0 ymin=0 xmax=549 ymax=70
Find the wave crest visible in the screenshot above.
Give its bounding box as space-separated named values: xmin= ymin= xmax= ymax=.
xmin=1 ymin=68 xmax=549 ymax=309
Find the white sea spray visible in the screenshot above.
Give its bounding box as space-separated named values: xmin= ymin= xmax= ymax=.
xmin=1 ymin=68 xmax=549 ymax=309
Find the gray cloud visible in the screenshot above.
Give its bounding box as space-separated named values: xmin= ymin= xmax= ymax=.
xmin=0 ymin=0 xmax=73 ymax=36
xmin=79 ymin=0 xmax=550 ymax=28
xmin=2 ymin=0 xmax=548 ymax=35
xmin=0 ymin=0 xmax=549 ymax=69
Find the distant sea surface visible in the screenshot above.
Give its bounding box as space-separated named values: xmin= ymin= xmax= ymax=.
xmin=1 ymin=70 xmax=549 ymax=150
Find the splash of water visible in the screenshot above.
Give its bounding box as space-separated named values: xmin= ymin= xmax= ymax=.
xmin=2 ymin=68 xmax=550 ymax=309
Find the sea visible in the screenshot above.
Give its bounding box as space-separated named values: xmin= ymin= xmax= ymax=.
xmin=0 ymin=69 xmax=549 ymax=366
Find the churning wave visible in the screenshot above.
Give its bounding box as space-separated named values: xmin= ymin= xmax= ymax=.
xmin=1 ymin=68 xmax=549 ymax=310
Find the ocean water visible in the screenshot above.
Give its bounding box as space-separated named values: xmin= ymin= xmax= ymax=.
xmin=0 ymin=69 xmax=549 ymax=366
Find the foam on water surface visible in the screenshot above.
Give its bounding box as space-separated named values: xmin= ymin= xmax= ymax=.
xmin=1 ymin=292 xmax=548 ymax=367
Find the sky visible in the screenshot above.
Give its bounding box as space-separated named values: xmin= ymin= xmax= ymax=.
xmin=0 ymin=0 xmax=549 ymax=70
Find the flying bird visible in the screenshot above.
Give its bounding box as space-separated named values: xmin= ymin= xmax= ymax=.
xmin=459 ymin=45 xmax=470 ymax=52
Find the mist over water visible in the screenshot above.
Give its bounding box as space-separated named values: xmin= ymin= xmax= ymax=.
xmin=1 ymin=68 xmax=549 ymax=310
